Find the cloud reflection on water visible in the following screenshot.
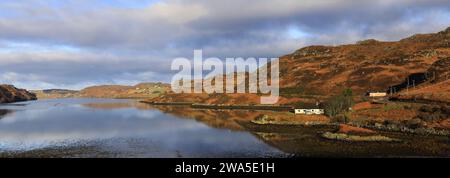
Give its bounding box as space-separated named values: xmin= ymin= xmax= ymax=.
xmin=0 ymin=99 xmax=282 ymax=157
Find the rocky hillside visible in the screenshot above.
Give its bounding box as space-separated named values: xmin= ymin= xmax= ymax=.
xmin=32 ymin=83 xmax=170 ymax=99
xmin=392 ymin=57 xmax=449 ymax=104
xmin=151 ymin=26 xmax=450 ymax=105
xmin=32 ymin=89 xmax=79 ymax=99
xmin=78 ymin=82 xmax=170 ymax=99
xmin=0 ymin=85 xmax=37 ymax=103
xmin=279 ymin=27 xmax=450 ymax=95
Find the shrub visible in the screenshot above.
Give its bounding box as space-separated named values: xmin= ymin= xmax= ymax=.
xmin=419 ymin=105 xmax=435 ymax=113
xmin=325 ymin=88 xmax=355 ymax=120
xmin=332 ymin=113 xmax=351 ymax=123
xmin=417 ymin=104 xmax=449 ymax=121
xmin=216 ymin=94 xmax=231 ymax=103
xmin=405 ymin=118 xmax=424 ymax=129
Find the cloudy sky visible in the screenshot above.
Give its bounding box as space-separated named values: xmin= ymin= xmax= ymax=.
xmin=0 ymin=0 xmax=449 ymax=90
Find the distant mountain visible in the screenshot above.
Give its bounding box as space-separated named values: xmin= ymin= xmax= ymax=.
xmin=32 ymin=89 xmax=79 ymax=99
xmin=79 ymin=82 xmax=170 ymax=99
xmin=151 ymin=26 xmax=450 ymax=105
xmin=32 ymin=82 xmax=170 ymax=99
xmin=0 ymin=85 xmax=37 ymax=103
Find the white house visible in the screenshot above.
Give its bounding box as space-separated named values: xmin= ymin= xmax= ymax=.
xmin=368 ymin=92 xmax=387 ymax=97
xmin=294 ymin=109 xmax=325 ymax=115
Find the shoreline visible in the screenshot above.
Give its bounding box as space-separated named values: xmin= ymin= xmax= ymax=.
xmin=143 ymin=101 xmax=450 ymax=136
xmin=141 ymin=101 xmax=294 ymax=111
xmin=250 ymin=119 xmax=450 ymax=137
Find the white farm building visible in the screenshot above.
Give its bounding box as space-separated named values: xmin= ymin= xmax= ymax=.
xmin=294 ymin=109 xmax=325 ymax=115
xmin=368 ymin=92 xmax=387 ymax=97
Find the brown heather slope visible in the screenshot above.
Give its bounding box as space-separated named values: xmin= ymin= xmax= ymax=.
xmin=32 ymin=89 xmax=79 ymax=99
xmin=31 ymin=82 xmax=170 ymax=99
xmin=280 ymin=27 xmax=450 ymax=95
xmin=78 ymin=82 xmax=170 ymax=99
xmin=392 ymin=57 xmax=450 ymax=104
xmin=0 ymin=85 xmax=37 ymax=103
xmin=151 ymin=27 xmax=450 ymax=105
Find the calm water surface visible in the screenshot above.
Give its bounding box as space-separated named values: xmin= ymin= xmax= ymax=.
xmin=0 ymin=98 xmax=285 ymax=157
xmin=0 ymin=98 xmax=448 ymax=158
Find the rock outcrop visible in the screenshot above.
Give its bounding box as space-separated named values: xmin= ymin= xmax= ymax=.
xmin=0 ymin=85 xmax=37 ymax=103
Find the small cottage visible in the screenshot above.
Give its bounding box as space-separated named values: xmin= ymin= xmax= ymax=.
xmin=368 ymin=92 xmax=387 ymax=97
xmin=294 ymin=109 xmax=325 ymax=115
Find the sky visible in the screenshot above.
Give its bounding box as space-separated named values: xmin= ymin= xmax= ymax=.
xmin=0 ymin=0 xmax=450 ymax=90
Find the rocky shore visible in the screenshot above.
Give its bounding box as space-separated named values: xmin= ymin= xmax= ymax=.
xmin=0 ymin=85 xmax=37 ymax=103
xmin=249 ymin=113 xmax=450 ymax=143
xmin=349 ymin=122 xmax=450 ymax=136
xmin=142 ymin=101 xmax=294 ymax=111
xmin=321 ymin=132 xmax=401 ymax=142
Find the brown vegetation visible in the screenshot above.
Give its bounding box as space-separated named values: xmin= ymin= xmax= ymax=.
xmin=32 ymin=82 xmax=170 ymax=99
xmin=151 ymin=27 xmax=450 ymax=106
xmin=0 ymin=84 xmax=37 ymax=103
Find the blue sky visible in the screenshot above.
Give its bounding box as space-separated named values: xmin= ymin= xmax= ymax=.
xmin=0 ymin=0 xmax=450 ymax=90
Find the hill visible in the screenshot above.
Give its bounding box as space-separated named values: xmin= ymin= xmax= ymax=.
xmin=32 ymin=82 xmax=170 ymax=99
xmin=78 ymin=82 xmax=170 ymax=99
xmin=32 ymin=89 xmax=79 ymax=99
xmin=0 ymin=85 xmax=37 ymax=103
xmin=151 ymin=27 xmax=450 ymax=105
xmin=391 ymin=57 xmax=449 ymax=104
